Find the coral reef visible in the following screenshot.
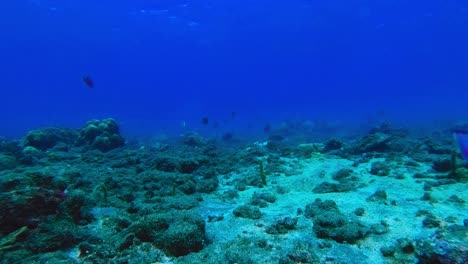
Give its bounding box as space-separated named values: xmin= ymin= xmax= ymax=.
xmin=0 ymin=120 xmax=466 ymax=263
xmin=77 ymin=119 xmax=125 ymax=152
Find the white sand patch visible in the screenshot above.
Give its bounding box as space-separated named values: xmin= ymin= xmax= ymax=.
xmin=197 ymin=154 xmax=467 ymax=263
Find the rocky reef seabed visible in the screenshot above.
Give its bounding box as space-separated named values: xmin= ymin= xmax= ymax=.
xmin=0 ymin=119 xmax=467 ymax=264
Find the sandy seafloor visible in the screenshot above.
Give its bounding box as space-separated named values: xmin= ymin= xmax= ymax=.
xmin=0 ymin=119 xmax=467 ymax=264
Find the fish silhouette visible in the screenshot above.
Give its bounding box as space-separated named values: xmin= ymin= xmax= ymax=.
xmin=83 ymin=76 xmax=94 ymax=88
xmin=201 ymin=117 xmax=209 ymax=125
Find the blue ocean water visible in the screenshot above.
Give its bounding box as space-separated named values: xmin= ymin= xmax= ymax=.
xmin=1 ymin=0 xmax=468 ymax=138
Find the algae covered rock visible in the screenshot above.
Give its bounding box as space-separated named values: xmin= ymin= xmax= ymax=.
xmin=92 ymin=134 xmax=125 ymax=152
xmin=63 ymin=190 xmax=93 ymax=224
xmin=23 ymin=127 xmax=77 ymax=151
xmin=432 ymin=158 xmax=452 ymax=172
xmin=18 ymin=146 xmax=44 ymax=165
xmin=266 ymin=216 xmax=298 ymax=234
xmin=77 ymin=119 xmax=125 ymax=152
xmin=304 ymin=199 xmax=339 ymax=218
xmin=323 ymin=138 xmax=344 ymax=152
xmin=415 ymin=224 xmax=468 ymax=263
xmin=370 ymin=161 xmax=391 ymax=176
xmin=0 ymin=154 xmax=16 ymax=171
xmin=130 ymin=215 xmax=170 ymax=243
xmin=312 ymin=212 xmax=371 ymax=244
xmin=355 ymin=132 xmax=393 ymax=153
xmin=0 ymin=138 xmax=21 ymax=154
xmin=313 ymin=169 xmax=363 ymax=193
xmin=281 ymin=248 xmax=320 ymax=263
xmin=27 ymin=221 xmax=80 ymax=253
xmin=129 ymin=211 xmax=206 ymax=257
xmin=304 ymin=199 xmax=371 ymax=244
xmin=312 ymin=212 xmax=363 ymax=243
xmin=0 ymin=187 xmax=65 ymax=235
xmin=313 ymin=181 xmax=360 ymax=193
xmin=250 ymin=191 xmax=277 ymax=207
xmin=164 ymin=212 xmax=206 ymax=256
xmin=180 ymin=132 xmax=207 ymax=147
xmin=366 ymin=190 xmax=388 ymax=203
xmin=233 ymin=205 xmax=262 ymax=219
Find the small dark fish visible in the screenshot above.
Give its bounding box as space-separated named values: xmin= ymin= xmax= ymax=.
xmin=201 ymin=117 xmax=209 ymax=125
xmin=83 ymin=76 xmax=94 ymax=88
xmin=231 ymin=111 xmax=237 ymax=118
xmin=263 ymin=124 xmax=271 ymax=133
